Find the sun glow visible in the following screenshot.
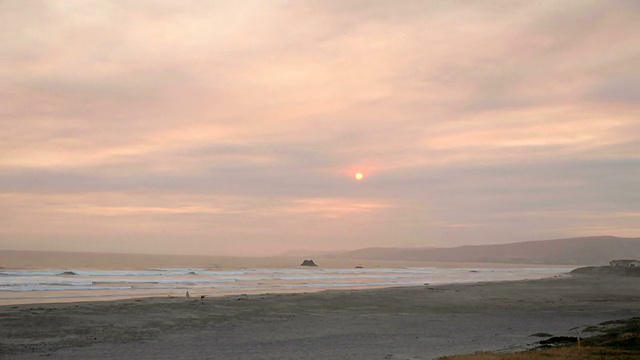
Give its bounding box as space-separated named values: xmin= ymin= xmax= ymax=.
xmin=355 ymin=173 xmax=364 ymax=180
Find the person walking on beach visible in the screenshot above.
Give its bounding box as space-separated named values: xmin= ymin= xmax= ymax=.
xmin=185 ymin=291 xmax=191 ymax=298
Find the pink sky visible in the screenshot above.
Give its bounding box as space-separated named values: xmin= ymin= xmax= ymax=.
xmin=1 ymin=1 xmax=639 ymax=256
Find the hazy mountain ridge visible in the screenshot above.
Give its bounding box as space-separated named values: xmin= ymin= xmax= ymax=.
xmin=340 ymin=236 xmax=640 ymax=265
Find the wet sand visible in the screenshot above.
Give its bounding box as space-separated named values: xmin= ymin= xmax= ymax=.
xmin=1 ymin=275 xmax=639 ymax=359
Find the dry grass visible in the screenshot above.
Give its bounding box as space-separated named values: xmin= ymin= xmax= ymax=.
xmin=439 ymin=346 xmax=640 ymax=360
xmin=441 ymin=317 xmax=640 ymax=360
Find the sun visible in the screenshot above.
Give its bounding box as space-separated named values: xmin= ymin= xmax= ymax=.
xmin=355 ymin=172 xmax=364 ymax=180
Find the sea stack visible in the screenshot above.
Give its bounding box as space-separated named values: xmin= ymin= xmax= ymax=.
xmin=300 ymin=259 xmax=318 ymax=267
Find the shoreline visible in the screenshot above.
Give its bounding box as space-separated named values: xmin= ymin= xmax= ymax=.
xmin=2 ymin=275 xmax=639 ymax=359
xmin=0 ymin=274 xmax=566 ymax=308
xmin=0 ymin=265 xmax=570 ymax=306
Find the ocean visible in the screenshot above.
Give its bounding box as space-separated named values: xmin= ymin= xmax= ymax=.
xmin=0 ymin=265 xmax=569 ymax=305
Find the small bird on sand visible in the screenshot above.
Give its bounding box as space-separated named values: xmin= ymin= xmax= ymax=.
xmin=185 ymin=291 xmax=191 ymax=298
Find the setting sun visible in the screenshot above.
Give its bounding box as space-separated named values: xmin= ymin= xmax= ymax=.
xmin=355 ymin=173 xmax=364 ymax=180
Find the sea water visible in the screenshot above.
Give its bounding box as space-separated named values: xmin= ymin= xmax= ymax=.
xmin=0 ymin=266 xmax=569 ymax=305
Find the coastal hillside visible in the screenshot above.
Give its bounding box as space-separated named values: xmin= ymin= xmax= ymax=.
xmin=340 ymin=236 xmax=640 ymax=265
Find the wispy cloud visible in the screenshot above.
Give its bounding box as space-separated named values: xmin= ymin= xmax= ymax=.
xmin=1 ymin=0 xmax=638 ymax=254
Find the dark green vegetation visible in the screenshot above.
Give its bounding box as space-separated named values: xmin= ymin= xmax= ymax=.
xmin=441 ymin=317 xmax=640 ymax=359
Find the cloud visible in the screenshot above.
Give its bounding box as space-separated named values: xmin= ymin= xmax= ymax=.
xmin=1 ymin=0 xmax=638 ymax=254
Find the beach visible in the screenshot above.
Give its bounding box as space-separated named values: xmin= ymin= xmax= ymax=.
xmin=1 ymin=274 xmax=639 ymax=359
xmin=0 ymin=263 xmax=568 ymax=306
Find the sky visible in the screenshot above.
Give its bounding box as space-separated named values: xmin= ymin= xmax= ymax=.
xmin=1 ymin=0 xmax=639 ymax=256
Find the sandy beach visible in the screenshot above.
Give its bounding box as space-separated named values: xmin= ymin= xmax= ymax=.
xmin=1 ymin=275 xmax=639 ymax=360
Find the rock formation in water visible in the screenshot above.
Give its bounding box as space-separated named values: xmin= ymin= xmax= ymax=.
xmin=300 ymin=259 xmax=318 ymax=267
